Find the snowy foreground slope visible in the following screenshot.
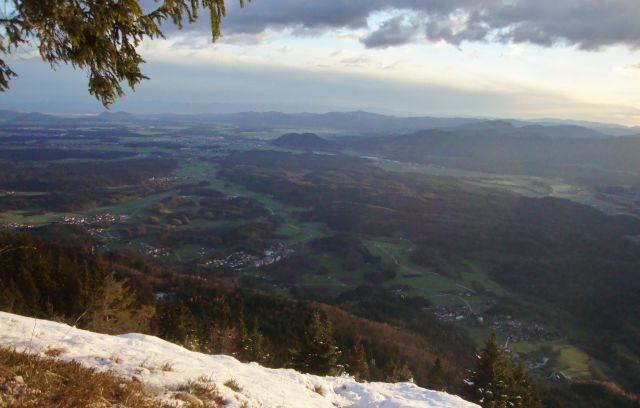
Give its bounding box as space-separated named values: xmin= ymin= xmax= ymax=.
xmin=0 ymin=311 xmax=478 ymax=407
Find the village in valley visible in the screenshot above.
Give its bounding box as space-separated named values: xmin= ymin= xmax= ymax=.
xmin=202 ymin=244 xmax=294 ymax=271
xmin=61 ymin=214 xmax=128 ymax=232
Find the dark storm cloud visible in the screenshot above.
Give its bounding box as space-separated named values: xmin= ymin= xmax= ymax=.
xmin=217 ymin=0 xmax=640 ymax=50
xmin=361 ymin=15 xmax=421 ymax=49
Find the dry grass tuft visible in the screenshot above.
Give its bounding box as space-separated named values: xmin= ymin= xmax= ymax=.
xmin=0 ymin=346 xmax=172 ymax=407
xmin=159 ymin=361 xmax=173 ymax=372
xmin=177 ymin=375 xmax=225 ymax=407
xmin=43 ymin=346 xmax=66 ymax=358
xmin=224 ymin=378 xmax=242 ymax=392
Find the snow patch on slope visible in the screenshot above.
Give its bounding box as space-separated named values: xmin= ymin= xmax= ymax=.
xmin=0 ymin=311 xmax=478 ymax=408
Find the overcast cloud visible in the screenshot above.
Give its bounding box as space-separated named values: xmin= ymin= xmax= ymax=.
xmin=2 ymin=0 xmax=638 ymax=125
xmin=4 ymin=56 xmax=636 ymax=125
xmin=217 ymin=0 xmax=640 ymax=50
xmin=361 ymin=15 xmax=422 ymax=49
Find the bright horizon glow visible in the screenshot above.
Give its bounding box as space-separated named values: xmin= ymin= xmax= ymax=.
xmin=1 ymin=2 xmax=639 ymax=126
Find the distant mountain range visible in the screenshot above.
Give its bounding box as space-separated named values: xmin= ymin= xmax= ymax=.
xmin=1 ymin=109 xmax=638 ymax=138
xmin=453 ymin=120 xmax=610 ymax=139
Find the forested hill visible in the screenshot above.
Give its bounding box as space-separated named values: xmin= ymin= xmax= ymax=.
xmin=272 ymin=133 xmax=334 ymax=150
xmin=352 ymin=129 xmax=640 ymax=186
xmin=0 ymin=231 xmax=475 ymax=389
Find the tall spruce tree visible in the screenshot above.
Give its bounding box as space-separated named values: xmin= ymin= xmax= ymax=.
xmin=463 ymin=331 xmax=513 ymax=407
xmin=293 ymin=311 xmax=340 ymax=376
xmin=84 ymin=274 xmax=155 ymax=335
xmin=429 ymin=357 xmax=447 ymax=391
xmin=463 ymin=332 xmax=543 ymax=408
xmin=238 ymin=316 xmax=271 ymax=364
xmin=345 ymin=335 xmax=369 ymax=381
xmin=510 ymin=362 xmax=544 ymax=408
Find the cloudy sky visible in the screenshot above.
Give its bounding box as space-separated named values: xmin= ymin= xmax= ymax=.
xmin=2 ymin=0 xmax=640 ymax=125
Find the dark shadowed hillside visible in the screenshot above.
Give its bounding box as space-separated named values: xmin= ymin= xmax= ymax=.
xmin=353 ymin=129 xmax=640 ymax=186
xmin=272 ymin=133 xmax=335 ymax=150
xmin=219 ymin=150 xmax=640 ymax=394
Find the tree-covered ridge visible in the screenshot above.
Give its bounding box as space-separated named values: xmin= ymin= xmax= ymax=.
xmin=0 ymin=231 xmax=466 ymax=387
xmin=2 ymin=229 xmax=638 ymax=407
xmin=1 ymin=231 xmax=105 ymax=319
xmin=352 ymin=129 xmax=640 ymax=187
xmin=0 ymin=156 xmax=178 ymax=212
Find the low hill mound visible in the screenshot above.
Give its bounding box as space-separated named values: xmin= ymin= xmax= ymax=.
xmin=272 ymin=133 xmax=333 ymax=150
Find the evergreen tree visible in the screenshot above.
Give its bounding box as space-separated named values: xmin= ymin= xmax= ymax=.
xmin=429 ymin=357 xmax=447 ymax=391
xmin=463 ymin=332 xmax=543 ymax=408
xmin=154 ymin=298 xmax=199 ymax=347
xmin=84 ymin=274 xmax=155 ymax=335
xmin=0 ymin=0 xmax=249 ymax=105
xmin=0 ymin=232 xmax=109 ymax=320
xmin=345 ymin=336 xmax=369 ymax=381
xmin=238 ymin=316 xmax=271 ymax=364
xmin=293 ymin=311 xmax=340 ymax=376
xmin=385 ymin=361 xmax=414 ymax=383
xmin=463 ymin=331 xmax=513 ymax=408
xmin=206 ymin=322 xmax=239 ymax=354
xmin=510 ymin=362 xmax=544 ymax=408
